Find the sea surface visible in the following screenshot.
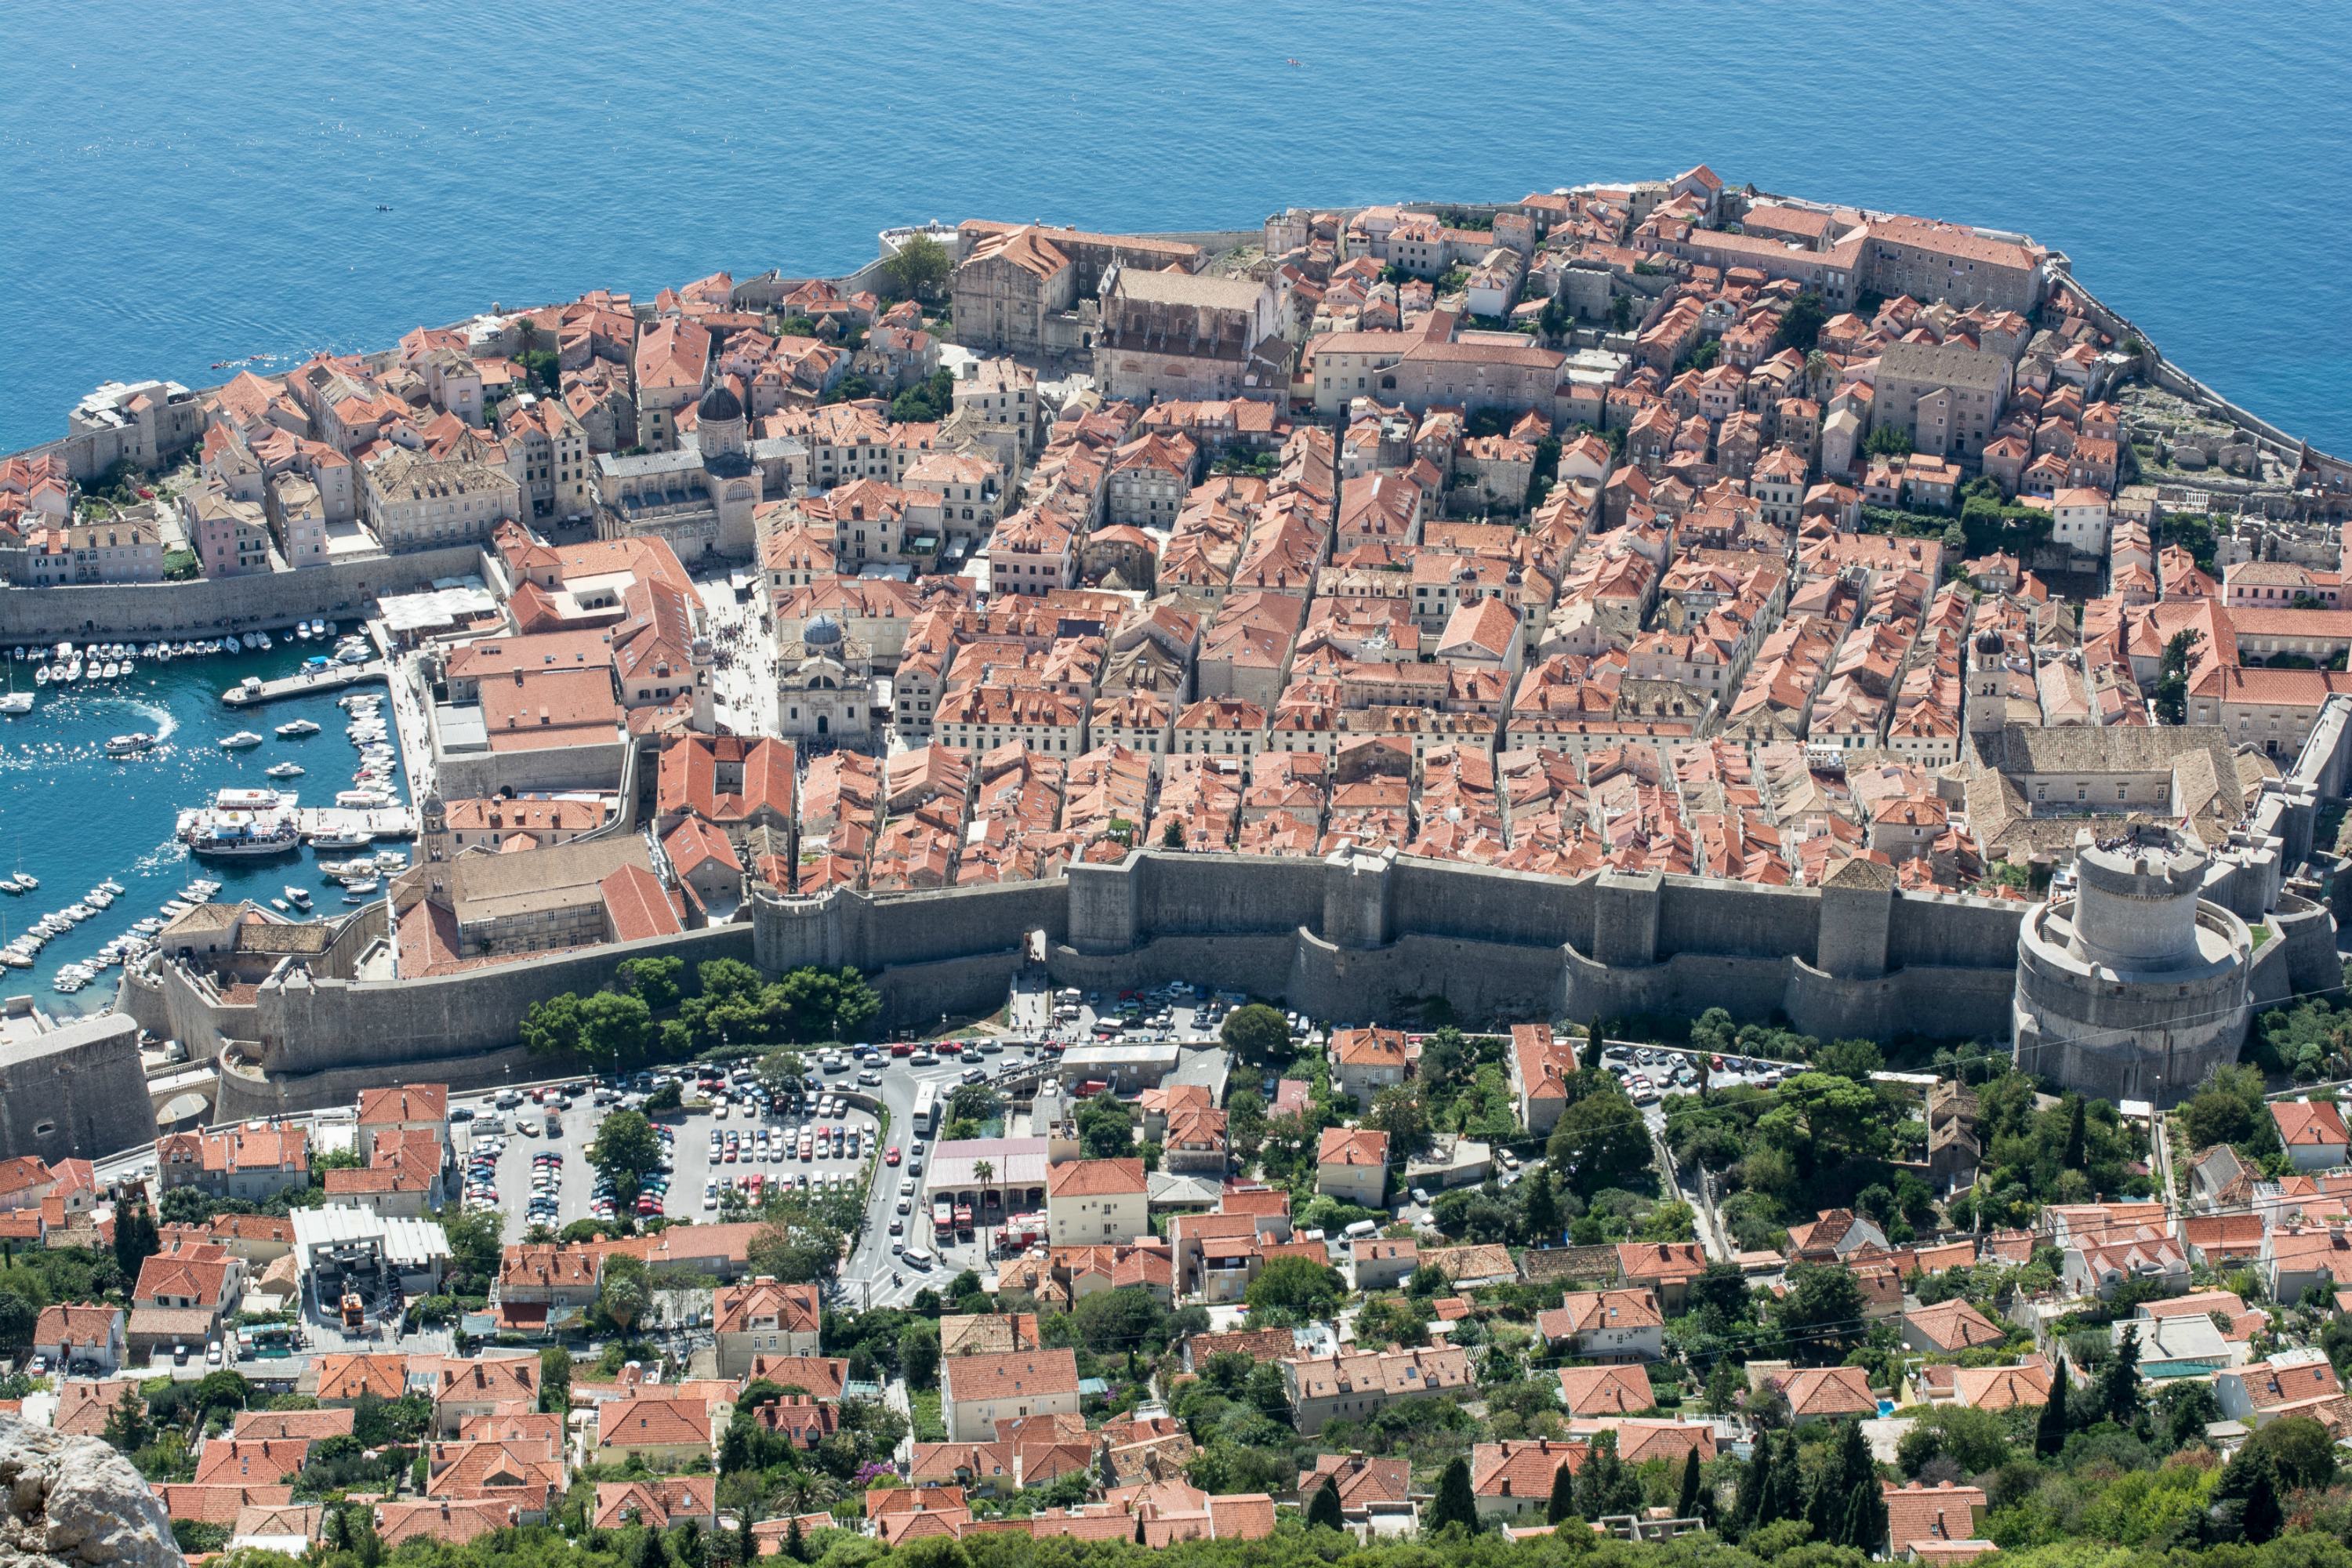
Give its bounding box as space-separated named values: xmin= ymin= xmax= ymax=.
xmin=0 ymin=639 xmax=405 ymax=1011
xmin=1 ymin=2 xmax=2348 ymax=454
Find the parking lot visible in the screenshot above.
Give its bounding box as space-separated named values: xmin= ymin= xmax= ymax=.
xmin=1008 ymin=974 xmax=1240 ymax=1049
xmin=454 ymin=1068 xmax=882 ymax=1243
xmin=1594 ymin=1040 xmax=1796 ymax=1128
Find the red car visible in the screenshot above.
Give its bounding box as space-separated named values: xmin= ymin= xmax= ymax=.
xmin=885 ymin=1146 xmax=902 ymax=1166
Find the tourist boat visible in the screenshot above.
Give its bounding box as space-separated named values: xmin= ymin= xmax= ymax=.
xmin=275 ymin=719 xmax=321 ymax=737
xmin=105 ymin=732 xmax=156 ymax=757
xmin=183 ymin=816 xmax=301 ymax=858
xmin=336 ymin=789 xmax=392 ymax=809
xmin=308 ymin=829 xmax=374 ymax=851
xmin=265 ymin=762 xmax=305 ymax=779
xmin=213 ymin=787 xmax=293 ymax=811
xmin=219 ymin=731 xmax=264 ymax=749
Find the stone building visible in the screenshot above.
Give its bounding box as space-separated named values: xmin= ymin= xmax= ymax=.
xmin=952 ymin=222 xmax=1204 ymax=357
xmin=362 ymin=448 xmax=522 ymax=552
xmin=2013 ymin=829 xmax=2253 ymax=1104
xmin=593 ymin=383 xmax=763 ymax=560
xmin=1094 ymin=267 xmax=1288 ymax=404
xmin=1873 ymin=340 xmax=2012 ymax=464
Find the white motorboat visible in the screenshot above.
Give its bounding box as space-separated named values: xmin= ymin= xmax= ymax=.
xmin=275 ymin=719 xmax=321 ymax=737
xmin=240 ymin=633 xmax=260 ymax=650
xmin=285 ymin=886 xmax=313 ymax=909
xmin=0 ymin=692 xmax=30 ymax=716
xmin=105 ymin=732 xmax=156 ymax=757
xmin=265 ymin=762 xmax=306 ymax=779
xmin=219 ymin=731 xmax=264 ymax=749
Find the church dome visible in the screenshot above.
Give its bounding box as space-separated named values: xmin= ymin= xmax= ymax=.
xmin=698 ymin=381 xmax=743 ymax=424
xmin=805 ymin=615 xmax=844 ymax=648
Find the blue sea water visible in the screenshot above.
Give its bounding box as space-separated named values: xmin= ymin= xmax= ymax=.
xmin=1 ymin=1 xmax=2348 ymax=454
xmin=0 ymin=644 xmax=404 ymax=1009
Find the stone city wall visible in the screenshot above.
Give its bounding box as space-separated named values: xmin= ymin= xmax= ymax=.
xmin=0 ymin=1013 xmax=158 ymax=1164
xmin=0 ymin=543 xmax=488 ymax=644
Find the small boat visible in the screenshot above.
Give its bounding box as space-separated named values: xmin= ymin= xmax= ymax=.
xmin=0 ymin=692 xmax=29 ymax=717
xmin=105 ymin=732 xmax=156 ymax=757
xmin=32 ymin=668 xmax=49 ymax=686
xmin=240 ymin=632 xmax=260 ymax=651
xmin=341 ymin=877 xmax=380 ymax=902
xmin=265 ymin=762 xmax=305 ymax=779
xmin=295 ymin=623 xmax=313 ymax=641
xmin=308 ymin=830 xmax=373 ymax=851
xmin=0 ymin=877 xmax=21 ymax=895
xmin=275 ymin=719 xmax=321 ymax=738
xmin=256 ymin=632 xmax=272 ymax=650
xmin=15 ymin=873 xmax=38 ymax=891
xmin=219 ymin=731 xmax=264 ymax=749
xmin=285 ymin=886 xmax=312 ymax=909
xmin=270 ymin=898 xmax=290 ymax=912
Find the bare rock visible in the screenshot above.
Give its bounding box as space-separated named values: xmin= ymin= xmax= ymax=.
xmin=0 ymin=1417 xmax=181 ymax=1568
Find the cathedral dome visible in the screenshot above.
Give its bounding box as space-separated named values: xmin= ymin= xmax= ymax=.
xmin=697 ymin=381 xmax=743 ymax=424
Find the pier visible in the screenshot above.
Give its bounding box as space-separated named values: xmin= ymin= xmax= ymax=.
xmin=221 ymin=659 xmax=387 ymax=708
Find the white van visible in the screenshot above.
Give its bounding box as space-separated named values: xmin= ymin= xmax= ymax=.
xmin=901 ymin=1247 xmax=935 ymax=1270
xmin=1343 ymin=1218 xmax=1381 ymax=1240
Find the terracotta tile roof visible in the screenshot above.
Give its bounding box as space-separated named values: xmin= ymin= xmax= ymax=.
xmin=1883 ymin=1481 xmax=1989 ymax=1555
xmin=1045 ymin=1158 xmax=1147 ymax=1198
xmin=314 ymin=1353 xmax=412 ymax=1403
xmin=1904 ymin=1300 xmax=2007 ymax=1352
xmin=373 ymin=1499 xmax=524 ymax=1546
xmin=1771 ymin=1364 xmax=1877 ymax=1418
xmin=154 ymin=1484 xmax=295 ymax=1526
xmin=1556 ymin=1363 xmax=1657 ymax=1416
xmin=1471 ymin=1437 xmax=1588 ymax=1500
xmin=944 ymin=1348 xmax=1080 ymax=1403
xmin=1316 ymin=1127 xmax=1388 ymax=1168
xmin=597 ymin=1396 xmax=717 ymax=1451
xmin=194 ymin=1438 xmax=311 ymax=1486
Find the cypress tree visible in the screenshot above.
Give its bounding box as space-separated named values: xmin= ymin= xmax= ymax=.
xmin=1309 ymin=1475 xmax=1347 ymax=1531
xmin=784 ymin=1517 xmax=805 ymax=1563
xmin=1677 ymin=1445 xmax=1705 ymax=1523
xmin=1546 ymin=1457 xmax=1578 ymax=1525
xmin=1427 ymin=1457 xmax=1479 ymax=1536
xmin=1843 ymin=1477 xmax=1889 ymax=1556
xmin=2036 ymin=1356 xmax=2071 ymax=1457
xmin=1766 ymin=1423 xmax=1805 ymax=1527
xmin=2062 ymin=1096 xmax=2086 ymax=1170
xmin=2241 ymin=1460 xmax=2283 ymax=1545
xmin=2103 ymin=1323 xmax=2143 ymax=1426
xmin=1730 ymin=1428 xmax=1768 ymax=1534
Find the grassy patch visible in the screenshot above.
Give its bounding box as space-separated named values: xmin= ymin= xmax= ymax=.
xmin=909 ymin=1388 xmax=946 ymax=1442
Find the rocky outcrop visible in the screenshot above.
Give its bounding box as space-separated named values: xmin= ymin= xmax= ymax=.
xmin=0 ymin=1419 xmax=181 ymax=1568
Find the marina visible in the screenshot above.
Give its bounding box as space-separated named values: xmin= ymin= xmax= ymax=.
xmin=0 ymin=636 xmax=414 ymax=1007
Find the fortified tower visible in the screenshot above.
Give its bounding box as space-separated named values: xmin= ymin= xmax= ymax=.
xmin=2013 ymin=827 xmax=2252 ymax=1105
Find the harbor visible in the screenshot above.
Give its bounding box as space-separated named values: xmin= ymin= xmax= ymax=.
xmin=0 ymin=632 xmax=415 ymax=1008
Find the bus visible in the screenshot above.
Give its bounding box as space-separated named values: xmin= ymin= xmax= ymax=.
xmin=910 ymin=1081 xmax=938 ymax=1138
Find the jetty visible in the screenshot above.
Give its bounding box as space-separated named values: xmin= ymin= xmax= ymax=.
xmin=221 ymin=659 xmax=387 ymax=708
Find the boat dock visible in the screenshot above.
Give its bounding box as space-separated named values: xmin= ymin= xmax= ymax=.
xmin=295 ymin=806 xmax=418 ymax=842
xmin=221 ymin=660 xmax=387 ymax=708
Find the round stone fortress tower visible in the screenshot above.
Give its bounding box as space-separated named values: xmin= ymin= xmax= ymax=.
xmin=2013 ymin=826 xmax=2252 ymax=1105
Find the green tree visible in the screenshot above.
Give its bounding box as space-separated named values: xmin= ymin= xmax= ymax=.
xmin=1546 ymin=1082 xmax=1653 ymax=1200
xmin=899 ymin=1321 xmax=941 ymax=1391
xmin=880 ymin=234 xmax=952 ymax=304
xmin=539 ymin=1347 xmax=573 ymax=1415
xmin=1773 ymin=291 xmax=1827 ymax=354
xmin=113 ymin=1200 xmax=159 ymax=1283
xmin=2244 ymin=1414 xmax=2337 ymax=1491
xmin=1774 ymin=1264 xmax=1866 ymax=1362
xmin=1864 ymin=423 xmax=1911 ymax=457
xmin=520 ymin=991 xmax=586 ymax=1058
xmin=1425 ymin=1456 xmax=1479 ymax=1536
xmin=587 ymin=1109 xmax=665 ymax=1203
xmin=1309 ymin=1474 xmax=1346 ymax=1530
xmin=1365 ymin=1087 xmax=1432 ymax=1158
xmin=1677 ymin=1445 xmax=1704 ymax=1523
xmin=1219 ymin=1004 xmax=1293 ymax=1068
xmin=2154 ymin=628 xmax=2200 ymax=725
xmin=597 ymin=1254 xmax=652 ymax=1334
xmin=1731 ymin=1428 xmax=1768 ymax=1534
xmin=2035 ymin=1355 xmax=2071 ymax=1457
xmin=100 ymin=1385 xmax=151 ymax=1453
xmin=1243 ymin=1255 xmax=1345 ymax=1319
xmin=577 ymin=990 xmax=657 ymax=1072
xmin=1546 ymin=1454 xmax=1580 ymax=1524
xmin=2100 ymin=1320 xmax=2143 ymax=1425
xmin=616 ymin=955 xmax=684 ymax=1011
